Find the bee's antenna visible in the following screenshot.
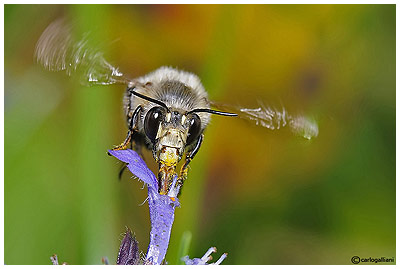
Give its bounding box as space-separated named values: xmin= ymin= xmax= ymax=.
xmin=129 ymin=88 xmax=170 ymax=111
xmin=188 ymin=108 xmax=237 ymax=117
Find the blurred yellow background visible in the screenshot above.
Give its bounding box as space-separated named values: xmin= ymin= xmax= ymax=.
xmin=4 ymin=4 xmax=395 ymax=265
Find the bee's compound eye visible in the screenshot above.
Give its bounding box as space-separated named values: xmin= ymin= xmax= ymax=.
xmin=144 ymin=107 xmax=164 ymax=143
xmin=186 ymin=114 xmax=201 ymax=145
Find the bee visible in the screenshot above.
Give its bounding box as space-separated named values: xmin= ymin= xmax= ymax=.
xmin=35 ymin=19 xmax=318 ymax=195
xmin=116 ymin=67 xmax=237 ymax=194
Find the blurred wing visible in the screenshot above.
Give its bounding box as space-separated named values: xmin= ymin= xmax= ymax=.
xmin=211 ymin=101 xmax=319 ymax=140
xmin=35 ymin=19 xmax=130 ymax=86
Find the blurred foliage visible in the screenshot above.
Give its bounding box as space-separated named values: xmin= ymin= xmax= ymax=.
xmin=4 ymin=4 xmax=395 ymax=265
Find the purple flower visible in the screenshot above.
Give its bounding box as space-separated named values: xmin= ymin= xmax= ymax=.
xmin=109 ymin=149 xmax=227 ymax=265
xmin=109 ymin=149 xmax=179 ymax=265
xmin=108 ymin=149 xmax=158 ymax=191
xmin=183 ymin=247 xmax=228 ymax=265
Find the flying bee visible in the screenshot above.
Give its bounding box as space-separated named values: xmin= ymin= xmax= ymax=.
xmin=116 ymin=67 xmax=237 ymax=194
xmin=35 ymin=19 xmax=318 ymax=196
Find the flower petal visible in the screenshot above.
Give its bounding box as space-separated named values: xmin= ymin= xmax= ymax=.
xmin=183 ymin=247 xmax=228 ymax=265
xmin=146 ymin=189 xmax=180 ymax=264
xmin=109 ymin=149 xmax=181 ymax=265
xmin=108 ymin=149 xmax=158 ymax=191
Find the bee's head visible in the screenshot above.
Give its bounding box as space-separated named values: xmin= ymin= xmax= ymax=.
xmin=130 ymin=89 xmax=236 ymax=194
xmin=143 ymin=105 xmax=203 ymax=195
xmin=143 ymin=106 xmax=202 ymax=166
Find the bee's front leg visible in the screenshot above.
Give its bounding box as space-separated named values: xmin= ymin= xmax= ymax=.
xmin=112 ymin=129 xmax=133 ymax=151
xmin=177 ymin=134 xmax=204 ymax=193
xmin=112 ymin=105 xmax=143 ymax=151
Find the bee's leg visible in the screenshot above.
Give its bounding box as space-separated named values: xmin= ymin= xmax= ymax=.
xmin=132 ymin=131 xmax=146 ymax=161
xmin=117 ymin=135 xmax=138 ymax=180
xmin=112 ymin=106 xmax=143 ymax=151
xmin=118 ymin=164 xmax=127 ymax=180
xmin=112 ymin=105 xmax=143 ymax=180
xmin=112 ymin=130 xmax=133 ymax=151
xmin=177 ymin=134 xmax=204 ymax=191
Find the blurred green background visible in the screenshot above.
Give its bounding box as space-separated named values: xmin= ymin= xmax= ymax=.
xmin=4 ymin=4 xmax=395 ymax=265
